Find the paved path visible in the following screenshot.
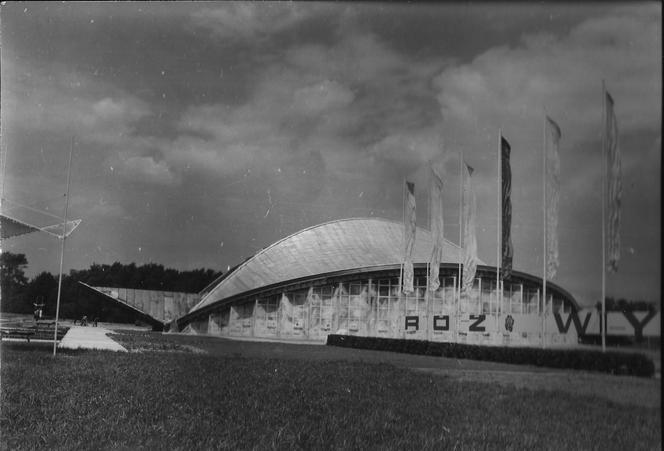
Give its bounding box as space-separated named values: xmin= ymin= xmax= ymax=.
xmin=59 ymin=326 xmax=127 ymax=352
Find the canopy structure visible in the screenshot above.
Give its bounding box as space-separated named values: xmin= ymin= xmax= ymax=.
xmin=78 ymin=282 xmax=201 ymax=331
xmin=191 ymin=217 xmax=475 ymax=313
xmin=1 ymin=214 xmax=40 ymax=239
xmin=0 ymin=213 xmax=81 ymax=240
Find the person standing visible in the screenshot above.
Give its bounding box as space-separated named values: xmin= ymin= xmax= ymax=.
xmin=33 ymin=297 xmax=45 ymax=322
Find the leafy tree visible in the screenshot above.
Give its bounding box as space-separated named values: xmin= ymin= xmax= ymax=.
xmin=0 ymin=252 xmax=29 ymax=313
xmin=58 ymin=261 xmax=222 ymax=323
xmin=595 ymin=297 xmax=658 ymax=312
xmin=22 ymin=271 xmax=58 ymax=315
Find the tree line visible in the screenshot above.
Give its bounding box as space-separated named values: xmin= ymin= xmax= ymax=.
xmin=594 ymin=297 xmax=659 ymax=313
xmin=1 ymin=252 xmax=222 ymax=323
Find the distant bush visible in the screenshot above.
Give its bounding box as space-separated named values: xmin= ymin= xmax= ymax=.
xmin=326 ymin=335 xmax=655 ymax=377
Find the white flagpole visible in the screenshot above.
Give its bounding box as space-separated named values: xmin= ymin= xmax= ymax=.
xmin=601 ymin=82 xmax=607 ymax=353
xmin=458 ymin=150 xmax=463 ymax=342
xmin=497 ymin=129 xmax=502 ymax=319
xmin=400 ymin=179 xmax=406 ymax=291
xmin=427 ymin=168 xmax=431 ymax=342
xmin=542 ymin=113 xmax=548 ymax=349
xmin=53 ymin=137 xmax=74 ymax=356
xmin=400 ymin=179 xmax=406 ymax=338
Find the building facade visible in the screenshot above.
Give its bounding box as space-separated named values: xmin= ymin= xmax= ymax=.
xmin=176 ymin=218 xmax=584 ymax=347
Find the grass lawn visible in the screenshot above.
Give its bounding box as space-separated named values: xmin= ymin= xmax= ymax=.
xmin=1 ymin=333 xmax=661 ymax=450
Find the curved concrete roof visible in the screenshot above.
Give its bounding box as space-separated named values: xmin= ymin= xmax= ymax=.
xmin=191 ymin=217 xmax=470 ymax=313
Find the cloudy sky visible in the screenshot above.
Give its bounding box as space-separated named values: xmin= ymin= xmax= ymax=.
xmin=1 ymin=2 xmax=660 ymax=306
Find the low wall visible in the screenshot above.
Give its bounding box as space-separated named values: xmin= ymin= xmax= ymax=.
xmin=186 ymin=306 xmax=660 ymax=347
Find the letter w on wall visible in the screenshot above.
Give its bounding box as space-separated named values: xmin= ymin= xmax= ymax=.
xmin=553 ymin=311 xmax=592 ymax=335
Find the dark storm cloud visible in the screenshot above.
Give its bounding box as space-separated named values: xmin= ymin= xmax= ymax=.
xmin=1 ymin=2 xmax=660 ymax=306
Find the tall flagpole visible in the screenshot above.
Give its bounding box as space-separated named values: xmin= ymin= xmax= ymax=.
xmin=601 ymin=82 xmax=607 ymax=353
xmin=458 ymin=150 xmax=463 ymax=340
xmin=400 ymin=179 xmax=405 ymax=338
xmin=1 ymin=122 xmax=8 ymax=219
xmin=399 ymin=180 xmax=405 ymax=290
xmin=497 ymin=129 xmax=502 ymax=318
xmin=53 ymin=137 xmax=74 ymax=356
xmin=426 ymin=167 xmax=431 ymax=342
xmin=542 ymin=113 xmax=547 ymax=349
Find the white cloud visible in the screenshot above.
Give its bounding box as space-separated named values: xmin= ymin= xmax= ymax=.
xmin=89 ymin=201 xmax=125 ymax=219
xmin=434 ymin=5 xmax=661 ymax=146
xmin=371 ymin=128 xmax=444 ymax=171
xmin=189 ymin=2 xmax=324 ymax=42
xmin=162 ymin=27 xmax=443 ymax=184
xmin=292 ymin=80 xmax=355 ymax=115
xmin=120 ymin=155 xmax=178 ymax=186
xmin=92 ymin=97 xmax=130 ymax=120
xmin=2 ymin=60 xmax=151 ymax=145
xmin=1 ymin=59 xmax=186 ymax=187
xmin=432 ymin=5 xmax=661 ymax=232
xmin=286 ymin=32 xmax=438 ymax=86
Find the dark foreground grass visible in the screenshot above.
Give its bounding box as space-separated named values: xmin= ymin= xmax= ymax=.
xmin=1 ymin=343 xmax=661 ymax=450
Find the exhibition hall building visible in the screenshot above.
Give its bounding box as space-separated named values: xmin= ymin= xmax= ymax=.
xmin=174 ymin=218 xmax=582 ymax=347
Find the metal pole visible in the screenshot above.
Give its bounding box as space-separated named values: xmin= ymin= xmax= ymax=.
xmin=400 ymin=179 xmax=406 ymax=293
xmin=542 ymin=114 xmax=548 ymax=349
xmin=458 ymin=151 xmax=463 ymax=340
xmin=497 ymin=129 xmax=502 ymax=319
xmin=601 ymin=81 xmax=607 ymax=352
xmin=53 ymin=137 xmax=74 ymax=356
xmin=426 ymin=262 xmax=430 ymax=341
xmin=427 ymin=168 xmax=432 ymax=341
xmin=400 ymin=179 xmax=405 ymax=338
xmin=1 ymin=129 xmax=7 ymax=201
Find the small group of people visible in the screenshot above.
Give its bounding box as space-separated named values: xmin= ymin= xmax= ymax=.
xmin=34 ymin=296 xmax=100 ymax=327
xmin=73 ymin=316 xmax=99 ymax=327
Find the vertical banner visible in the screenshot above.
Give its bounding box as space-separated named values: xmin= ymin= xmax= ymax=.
xmin=501 ymin=137 xmax=513 ymax=280
xmin=462 ymin=164 xmax=478 ymax=294
xmin=279 ymin=292 xmax=293 ymax=334
xmin=545 ymin=116 xmax=561 ymax=279
xmin=429 ymin=169 xmax=444 ymax=291
xmin=605 ymin=91 xmax=621 ymax=272
xmin=403 ymin=181 xmax=416 ymax=294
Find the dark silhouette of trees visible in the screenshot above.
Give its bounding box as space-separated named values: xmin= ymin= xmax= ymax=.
xmin=595 ymin=297 xmax=658 ymax=313
xmin=70 ymin=262 xmax=220 ymax=293
xmin=0 ymin=252 xmax=30 ymax=313
xmin=2 ymin=257 xmax=222 ymax=323
xmin=22 ymin=272 xmax=58 ymax=315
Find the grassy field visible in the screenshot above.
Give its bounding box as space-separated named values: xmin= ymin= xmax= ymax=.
xmin=1 ymin=331 xmax=661 ymax=450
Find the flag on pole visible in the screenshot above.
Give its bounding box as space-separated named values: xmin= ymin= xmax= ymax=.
xmin=280 ymin=293 xmax=293 ymax=327
xmin=501 ymin=137 xmax=513 ymax=280
xmin=545 ymin=116 xmax=561 ymax=279
xmin=403 ymin=181 xmax=416 ymax=294
xmin=429 ymin=168 xmax=444 ymax=291
xmin=605 ymin=91 xmax=621 ymax=272
xmin=462 ymin=163 xmax=478 ymax=294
